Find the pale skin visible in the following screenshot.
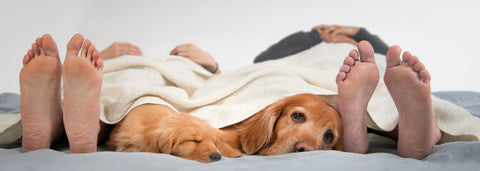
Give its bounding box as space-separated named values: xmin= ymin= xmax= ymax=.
xmin=334 ymin=39 xmax=440 ymax=159
xmin=99 ymin=42 xmax=143 ymax=60
xmin=169 ymin=43 xmax=220 ymax=74
xmin=20 ymin=34 xmax=103 ymax=153
xmin=100 ymin=42 xmax=220 ymax=74
xmin=312 ymin=24 xmax=361 ymax=45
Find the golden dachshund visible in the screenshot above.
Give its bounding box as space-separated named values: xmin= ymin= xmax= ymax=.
xmin=221 ymin=93 xmax=344 ymax=155
xmin=106 ymin=104 xmax=242 ymax=163
xmin=107 ymin=93 xmax=342 ymax=162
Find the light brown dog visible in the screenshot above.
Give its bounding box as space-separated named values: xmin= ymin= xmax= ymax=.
xmin=106 ymin=104 xmax=242 ymax=163
xmin=221 ymin=93 xmax=343 ymax=155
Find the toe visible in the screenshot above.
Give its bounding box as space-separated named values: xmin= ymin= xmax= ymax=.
xmin=94 ymin=50 xmax=104 ymax=70
xmin=339 ymin=65 xmax=350 ymax=73
xmin=41 ymin=34 xmax=59 ymax=58
xmin=23 ymin=55 xmax=30 ymax=65
xmin=32 ymin=43 xmax=40 ymax=56
xmin=343 ymin=56 xmax=355 ymax=66
xmin=420 ymin=70 xmax=431 ymax=83
xmin=87 ymin=43 xmax=96 ymax=62
xmin=28 ymin=49 xmax=34 ymax=57
xmin=386 ymin=45 xmax=402 ymax=68
xmin=404 ymin=53 xmax=419 ymax=67
xmin=36 ymin=37 xmax=45 ymax=56
xmin=66 ymin=34 xmax=85 ymax=57
xmin=357 ymin=41 xmax=375 ymax=63
xmin=26 ymin=50 xmax=34 ymax=64
xmin=349 ymin=49 xmax=359 ymax=61
xmin=336 ymin=72 xmax=346 ymax=84
xmin=81 ymin=39 xmax=91 ymax=58
xmin=414 ymin=61 xmax=425 ymax=72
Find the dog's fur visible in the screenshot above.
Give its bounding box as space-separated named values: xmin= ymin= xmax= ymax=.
xmin=106 ymin=104 xmax=242 ymax=163
xmin=221 ymin=93 xmax=343 ymax=155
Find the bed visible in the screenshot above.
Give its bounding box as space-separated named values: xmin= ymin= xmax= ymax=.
xmin=2 ymin=43 xmax=480 ymax=171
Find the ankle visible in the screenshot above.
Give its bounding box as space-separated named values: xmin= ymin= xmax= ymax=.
xmin=22 ymin=135 xmax=51 ymax=152
xmin=343 ymin=127 xmax=369 ymax=154
xmin=398 ymin=145 xmax=431 ymax=159
xmin=68 ymin=138 xmax=98 ymax=153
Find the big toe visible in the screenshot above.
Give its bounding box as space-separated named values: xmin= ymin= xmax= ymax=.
xmin=66 ymin=34 xmax=84 ymax=57
xmin=386 ymin=45 xmax=402 ymax=68
xmin=41 ymin=34 xmax=59 ymax=58
xmin=357 ymin=41 xmax=375 ymax=63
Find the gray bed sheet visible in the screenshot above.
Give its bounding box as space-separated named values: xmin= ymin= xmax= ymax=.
xmin=1 ymin=91 xmax=480 ymax=171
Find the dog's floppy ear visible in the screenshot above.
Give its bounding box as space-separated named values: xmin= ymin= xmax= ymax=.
xmin=333 ymin=136 xmax=344 ymax=151
xmin=145 ymin=128 xmax=174 ymax=154
xmin=333 ymin=111 xmax=344 ymax=151
xmin=237 ymin=98 xmax=287 ymax=154
xmin=215 ymin=130 xmax=243 ymax=158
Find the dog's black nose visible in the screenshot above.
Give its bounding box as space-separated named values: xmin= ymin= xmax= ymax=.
xmin=209 ymin=153 xmax=222 ymax=162
xmin=295 ymin=142 xmax=314 ymax=152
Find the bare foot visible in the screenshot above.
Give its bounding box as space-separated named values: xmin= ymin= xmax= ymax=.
xmin=19 ymin=34 xmax=63 ymax=152
xmin=384 ymin=46 xmax=441 ymax=159
xmin=335 ymin=41 xmax=379 ymax=154
xmin=62 ymin=34 xmax=104 ymax=153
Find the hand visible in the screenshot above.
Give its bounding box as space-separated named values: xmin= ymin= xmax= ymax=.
xmin=322 ymin=33 xmax=358 ymax=45
xmin=312 ymin=25 xmax=360 ymax=44
xmin=100 ymin=42 xmax=142 ymax=60
xmin=170 ymin=43 xmax=220 ymax=74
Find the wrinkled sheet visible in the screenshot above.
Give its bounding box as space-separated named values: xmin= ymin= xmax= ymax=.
xmin=1 ymin=135 xmax=479 ymax=171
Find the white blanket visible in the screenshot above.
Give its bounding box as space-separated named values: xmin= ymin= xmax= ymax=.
xmin=1 ymin=43 xmax=479 ymax=145
xmin=100 ymin=43 xmax=480 ymax=143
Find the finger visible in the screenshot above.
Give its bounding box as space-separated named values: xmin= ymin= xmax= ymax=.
xmin=170 ymin=45 xmax=186 ymax=55
xmin=325 ymin=26 xmax=335 ymax=34
xmin=127 ymin=51 xmax=137 ymax=55
xmin=131 ymin=45 xmax=142 ymax=54
xmin=321 ymin=32 xmax=333 ymax=42
xmin=127 ymin=50 xmax=141 ymax=55
xmin=330 ymin=29 xmax=340 ymax=38
xmin=169 ymin=48 xmax=177 ymax=55
xmin=174 ymin=44 xmax=189 ymax=52
xmin=312 ymin=24 xmax=330 ymax=31
xmin=177 ymin=52 xmax=190 ymax=58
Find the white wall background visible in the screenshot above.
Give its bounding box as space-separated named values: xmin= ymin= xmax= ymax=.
xmin=1 ymin=0 xmax=479 ymax=94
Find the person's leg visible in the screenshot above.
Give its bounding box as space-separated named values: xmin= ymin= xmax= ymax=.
xmin=352 ymin=28 xmax=389 ymax=56
xmin=384 ymin=46 xmax=441 ymax=159
xmin=335 ymin=41 xmax=379 ymax=154
xmin=19 ymin=34 xmax=64 ymax=152
xmin=254 ymin=30 xmax=322 ymax=63
xmin=62 ymin=34 xmax=104 ymax=153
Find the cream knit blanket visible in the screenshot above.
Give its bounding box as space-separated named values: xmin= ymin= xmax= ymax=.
xmin=1 ymin=43 xmax=478 ymax=144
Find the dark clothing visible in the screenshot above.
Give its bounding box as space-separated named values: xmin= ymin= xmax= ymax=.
xmin=254 ymin=28 xmax=389 ymax=63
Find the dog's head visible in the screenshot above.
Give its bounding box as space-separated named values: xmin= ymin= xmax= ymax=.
xmin=236 ymin=93 xmax=343 ymax=155
xmin=147 ymin=113 xmax=242 ymax=163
